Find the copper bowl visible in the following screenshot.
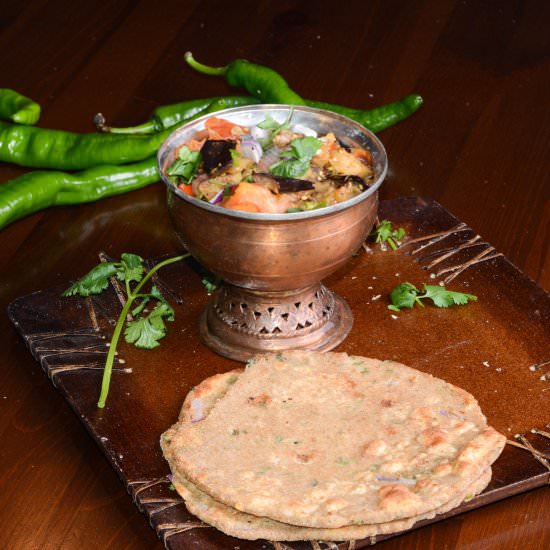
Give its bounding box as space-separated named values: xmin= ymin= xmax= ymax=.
xmin=158 ymin=105 xmax=388 ymax=360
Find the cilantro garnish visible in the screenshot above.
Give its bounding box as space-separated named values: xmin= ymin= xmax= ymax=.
xmin=256 ymin=110 xmax=293 ymax=147
xmin=63 ymin=253 xmax=189 ymax=407
xmin=167 ymin=145 xmax=201 ymax=183
xmin=388 ymin=282 xmax=477 ymax=312
xmin=125 ymin=301 xmax=174 ymax=349
xmin=257 ymin=113 xmax=288 ymax=132
xmin=270 ymin=136 xmax=321 ymax=178
xmin=201 ymin=274 xmax=221 ymax=294
xmin=370 ymin=219 xmax=406 ymax=250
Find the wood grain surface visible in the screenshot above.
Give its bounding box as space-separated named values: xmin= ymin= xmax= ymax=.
xmin=0 ymin=1 xmax=548 ymax=549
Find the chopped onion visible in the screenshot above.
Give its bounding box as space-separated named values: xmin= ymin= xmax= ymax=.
xmin=209 ymin=188 xmax=225 ymax=205
xmin=240 ymin=135 xmax=263 ymax=163
xmin=376 ymin=476 xmax=416 ymax=485
xmin=250 ymin=125 xmax=270 ymax=142
xmin=438 ymin=409 xmax=465 ymax=420
xmin=262 ymin=146 xmax=282 ymax=165
xmin=293 ymin=124 xmax=317 ymax=137
xmin=190 ymin=398 xmax=205 ymax=422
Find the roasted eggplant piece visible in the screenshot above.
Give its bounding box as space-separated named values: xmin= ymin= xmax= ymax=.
xmin=200 ymin=139 xmax=236 ymax=174
xmin=254 ymin=172 xmax=314 ymax=193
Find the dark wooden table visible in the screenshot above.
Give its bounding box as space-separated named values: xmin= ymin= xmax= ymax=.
xmin=1 ymin=1 xmax=548 ymax=549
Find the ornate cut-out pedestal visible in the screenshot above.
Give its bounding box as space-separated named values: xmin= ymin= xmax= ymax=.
xmin=199 ymin=283 xmax=353 ymax=361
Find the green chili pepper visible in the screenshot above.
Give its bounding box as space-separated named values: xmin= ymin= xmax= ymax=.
xmin=0 ymin=88 xmax=41 ymax=125
xmin=185 ymin=52 xmax=306 ymax=105
xmin=183 ymin=53 xmax=422 ymax=133
xmin=95 ymin=94 xmax=422 ymax=136
xmin=94 ymin=95 xmax=257 ymax=135
xmin=0 ymin=157 xmax=158 ymax=230
xmin=307 ymin=95 xmax=423 ymax=133
xmin=0 ymin=94 xmax=276 ymax=170
xmin=0 ymin=121 xmax=172 ymax=169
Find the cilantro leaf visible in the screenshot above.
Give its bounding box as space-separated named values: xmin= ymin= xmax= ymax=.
xmin=257 ymin=113 xmax=284 ymax=131
xmin=201 ymin=275 xmax=221 ymax=294
xmin=168 ymin=145 xmax=201 ymax=183
xmin=124 ymin=302 xmax=174 ymax=349
xmin=256 ymin=110 xmax=294 ymax=148
xmin=388 ymin=282 xmax=477 ymax=312
xmin=388 ymin=282 xmax=419 ymax=311
xmin=370 ymin=219 xmax=406 ymax=250
xmin=291 ymin=136 xmax=322 ymax=159
xmin=270 ymin=136 xmax=321 ymax=178
xmin=421 ymin=285 xmax=477 ymax=308
xmin=131 ymin=296 xmax=150 ymax=317
xmin=393 ymin=227 xmax=406 ymax=241
xmin=62 ymin=262 xmax=120 ymax=297
xmin=270 ymin=158 xmax=310 ymax=178
xmin=149 ymin=284 xmax=168 ymax=303
xmin=118 ymin=253 xmax=144 ymax=283
xmin=63 ymin=253 xmax=188 ymax=408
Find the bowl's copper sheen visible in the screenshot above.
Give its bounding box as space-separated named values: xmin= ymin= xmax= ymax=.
xmin=166 ymin=190 xmax=379 ymax=291
xmin=158 ymin=105 xmax=388 ymax=360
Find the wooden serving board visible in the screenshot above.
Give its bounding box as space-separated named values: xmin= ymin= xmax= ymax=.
xmin=7 ymin=197 xmax=550 ymax=550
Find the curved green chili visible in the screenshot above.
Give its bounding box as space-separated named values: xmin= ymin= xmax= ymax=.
xmin=307 ymin=94 xmax=423 ymax=133
xmin=0 ymin=95 xmax=278 ymax=170
xmin=0 ymin=88 xmax=41 ymax=125
xmin=185 ymin=52 xmax=306 ymax=105
xmin=0 ymin=157 xmax=158 ymax=230
xmin=95 ymin=95 xmax=256 ymax=135
xmin=183 ymin=53 xmax=422 ymax=133
xmin=95 ymin=94 xmax=422 ymax=136
xmin=0 ymin=121 xmax=172 ymax=169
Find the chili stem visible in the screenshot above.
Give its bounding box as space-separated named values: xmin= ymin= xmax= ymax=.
xmin=184 ymin=51 xmax=226 ymax=76
xmin=94 ymin=112 xmax=158 ymax=135
xmin=97 ymin=253 xmax=189 ymax=408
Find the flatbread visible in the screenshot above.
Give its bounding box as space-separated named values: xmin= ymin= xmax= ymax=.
xmin=162 ymin=351 xmax=505 ymax=528
xmin=165 ymin=371 xmax=491 ymax=541
xmin=171 ymin=470 xmax=490 ymax=541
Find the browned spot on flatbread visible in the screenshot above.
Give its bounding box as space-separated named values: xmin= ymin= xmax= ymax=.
xmin=360 ymin=439 xmax=388 ymax=457
xmin=418 ymin=428 xmax=448 ymax=447
xmin=409 ymin=406 xmax=438 ymax=423
xmin=295 ymin=452 xmax=316 ymax=464
xmin=248 ymin=393 xmax=272 ymax=406
xmin=378 ymin=485 xmax=422 ymax=513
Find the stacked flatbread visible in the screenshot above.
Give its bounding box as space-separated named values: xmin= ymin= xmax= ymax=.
xmin=161 ymin=351 xmax=505 ymax=541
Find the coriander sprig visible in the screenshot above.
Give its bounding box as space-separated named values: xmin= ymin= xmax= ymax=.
xmin=256 ymin=109 xmax=293 ymax=148
xmin=388 ymin=282 xmax=477 ymax=312
xmin=167 ymin=145 xmax=201 ymax=183
xmin=370 ymin=219 xmax=406 ymax=250
xmin=270 ymin=136 xmax=321 ymax=178
xmin=63 ymin=253 xmax=189 ymax=407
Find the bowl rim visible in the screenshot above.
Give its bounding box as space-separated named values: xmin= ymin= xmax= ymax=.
xmin=157 ymin=104 xmax=388 ymax=221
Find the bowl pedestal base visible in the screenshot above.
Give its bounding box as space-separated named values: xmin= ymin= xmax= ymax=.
xmin=199 ymin=283 xmax=353 ymax=362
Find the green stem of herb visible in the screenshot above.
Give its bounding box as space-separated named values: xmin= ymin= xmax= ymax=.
xmin=387 ymin=237 xmax=397 ymax=251
xmin=96 ymin=253 xmax=190 ymax=408
xmin=97 ymin=296 xmax=134 ymax=408
xmin=134 ymin=254 xmax=190 ymax=295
